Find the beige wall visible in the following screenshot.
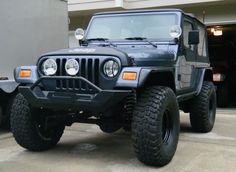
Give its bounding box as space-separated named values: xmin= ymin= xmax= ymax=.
xmin=68 ymin=1 xmax=236 ymax=47
xmin=182 ymin=3 xmax=236 ymax=25
xmin=69 ymin=0 xmax=116 ymax=12
xmin=68 ymin=0 xmax=226 ymax=12
xmin=69 ymin=2 xmax=236 ymax=29
xmin=0 ymin=0 xmax=69 ymax=80
xmin=69 ymin=15 xmax=91 ymax=30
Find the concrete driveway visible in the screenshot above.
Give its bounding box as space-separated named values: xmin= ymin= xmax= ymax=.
xmin=0 ymin=109 xmax=235 ymax=172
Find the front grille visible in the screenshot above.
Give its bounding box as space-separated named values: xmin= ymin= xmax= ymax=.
xmin=54 ymin=57 xmax=100 ymax=92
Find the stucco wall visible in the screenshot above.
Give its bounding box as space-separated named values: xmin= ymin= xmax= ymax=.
xmin=68 ymin=2 xmax=236 ymax=47
xmin=182 ymin=3 xmax=236 ymax=25
xmin=69 ymin=2 xmax=236 ymax=29
xmin=0 ymin=0 xmax=69 ymax=80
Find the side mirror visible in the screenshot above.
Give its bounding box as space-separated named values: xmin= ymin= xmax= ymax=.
xmin=74 ymin=28 xmax=85 ymax=40
xmin=188 ymin=30 xmax=199 ymax=45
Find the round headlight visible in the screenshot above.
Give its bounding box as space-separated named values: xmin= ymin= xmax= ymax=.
xmin=103 ymin=60 xmax=119 ymax=78
xmin=65 ymin=59 xmax=79 ymax=76
xmin=42 ymin=59 xmax=57 ymax=76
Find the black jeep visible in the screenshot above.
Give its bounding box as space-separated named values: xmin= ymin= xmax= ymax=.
xmin=11 ymin=9 xmax=216 ymax=166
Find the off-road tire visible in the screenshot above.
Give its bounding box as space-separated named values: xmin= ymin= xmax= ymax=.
xmin=132 ymin=86 xmax=180 ymax=166
xmin=2 ymin=93 xmax=17 ymax=129
xmin=0 ymin=106 xmax=3 ymax=127
xmin=99 ymin=117 xmax=121 ymax=133
xmin=216 ymin=82 xmax=228 ymax=107
xmin=123 ymin=125 xmax=131 ymax=132
xmin=190 ymin=81 xmax=216 ymax=133
xmin=11 ymin=93 xmax=64 ymax=151
xmin=99 ymin=124 xmax=121 ymax=133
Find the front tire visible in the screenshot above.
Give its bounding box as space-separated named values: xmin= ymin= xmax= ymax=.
xmin=190 ymin=81 xmax=216 ymax=133
xmin=11 ymin=94 xmax=64 ymax=151
xmin=132 ymin=86 xmax=180 ymax=166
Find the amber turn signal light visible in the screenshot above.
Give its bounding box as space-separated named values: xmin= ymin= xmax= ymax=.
xmin=122 ymin=72 xmax=137 ymax=80
xmin=19 ymin=69 xmax=31 ymax=77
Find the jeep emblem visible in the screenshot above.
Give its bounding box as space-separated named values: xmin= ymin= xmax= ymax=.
xmin=70 ymin=48 xmax=96 ymax=53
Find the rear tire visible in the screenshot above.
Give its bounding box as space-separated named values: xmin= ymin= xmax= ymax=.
xmin=99 ymin=106 xmax=123 ymax=133
xmin=99 ymin=117 xmax=121 ymax=133
xmin=2 ymin=93 xmax=17 ymax=129
xmin=11 ymin=94 xmax=64 ymax=151
xmin=132 ymin=86 xmax=180 ymax=166
xmin=0 ymin=106 xmax=3 ymax=127
xmin=99 ymin=125 xmax=121 ymax=133
xmin=190 ymin=81 xmax=216 ymax=133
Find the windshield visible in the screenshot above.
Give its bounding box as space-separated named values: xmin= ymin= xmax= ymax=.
xmin=86 ymin=13 xmax=178 ymax=40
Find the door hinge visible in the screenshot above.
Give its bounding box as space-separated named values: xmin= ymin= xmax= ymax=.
xmin=178 ymin=74 xmax=181 ymax=81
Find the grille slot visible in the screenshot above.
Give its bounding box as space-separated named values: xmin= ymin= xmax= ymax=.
xmin=54 ymin=57 xmax=100 ymax=92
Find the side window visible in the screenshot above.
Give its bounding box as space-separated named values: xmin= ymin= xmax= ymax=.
xmin=198 ymin=25 xmax=207 ymax=57
xmin=183 ymin=21 xmax=194 ymax=50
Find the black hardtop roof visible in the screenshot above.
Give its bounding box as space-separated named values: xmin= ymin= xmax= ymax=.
xmin=94 ymin=8 xmax=204 ymax=26
xmin=96 ymin=8 xmax=185 ymax=16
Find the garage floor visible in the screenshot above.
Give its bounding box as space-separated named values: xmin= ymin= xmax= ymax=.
xmin=0 ymin=109 xmax=236 ymax=172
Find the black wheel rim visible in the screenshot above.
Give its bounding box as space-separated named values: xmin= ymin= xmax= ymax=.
xmin=32 ymin=110 xmax=54 ymax=141
xmin=162 ymin=110 xmax=171 ymax=144
xmin=35 ymin=121 xmax=53 ymax=141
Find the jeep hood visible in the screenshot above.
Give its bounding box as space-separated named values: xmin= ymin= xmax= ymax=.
xmin=117 ymin=46 xmax=176 ymax=66
xmin=40 ymin=46 xmax=176 ymax=67
xmin=41 ymin=47 xmax=131 ymax=66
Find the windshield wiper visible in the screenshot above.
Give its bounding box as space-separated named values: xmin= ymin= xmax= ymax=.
xmin=125 ymin=37 xmax=146 ymax=40
xmin=85 ymin=38 xmax=117 ymax=47
xmin=125 ymin=37 xmax=158 ymax=48
xmin=86 ymin=38 xmax=108 ymax=41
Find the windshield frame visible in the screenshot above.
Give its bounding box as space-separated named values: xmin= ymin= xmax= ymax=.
xmin=84 ymin=11 xmax=182 ymax=42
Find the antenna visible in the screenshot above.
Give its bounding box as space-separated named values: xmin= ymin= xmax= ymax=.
xmin=203 ymin=10 xmax=206 ymax=24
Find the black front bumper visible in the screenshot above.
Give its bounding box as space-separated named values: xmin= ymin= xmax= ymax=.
xmin=19 ymin=76 xmax=131 ymax=112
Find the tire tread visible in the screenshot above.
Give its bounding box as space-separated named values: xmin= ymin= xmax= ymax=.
xmin=132 ymin=86 xmax=179 ymax=166
xmin=11 ymin=94 xmax=64 ymax=151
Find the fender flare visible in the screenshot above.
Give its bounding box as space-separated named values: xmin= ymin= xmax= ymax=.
xmin=0 ymin=80 xmax=19 ymax=93
xmin=115 ymin=67 xmax=175 ymax=88
xmin=196 ymin=68 xmax=213 ymax=95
